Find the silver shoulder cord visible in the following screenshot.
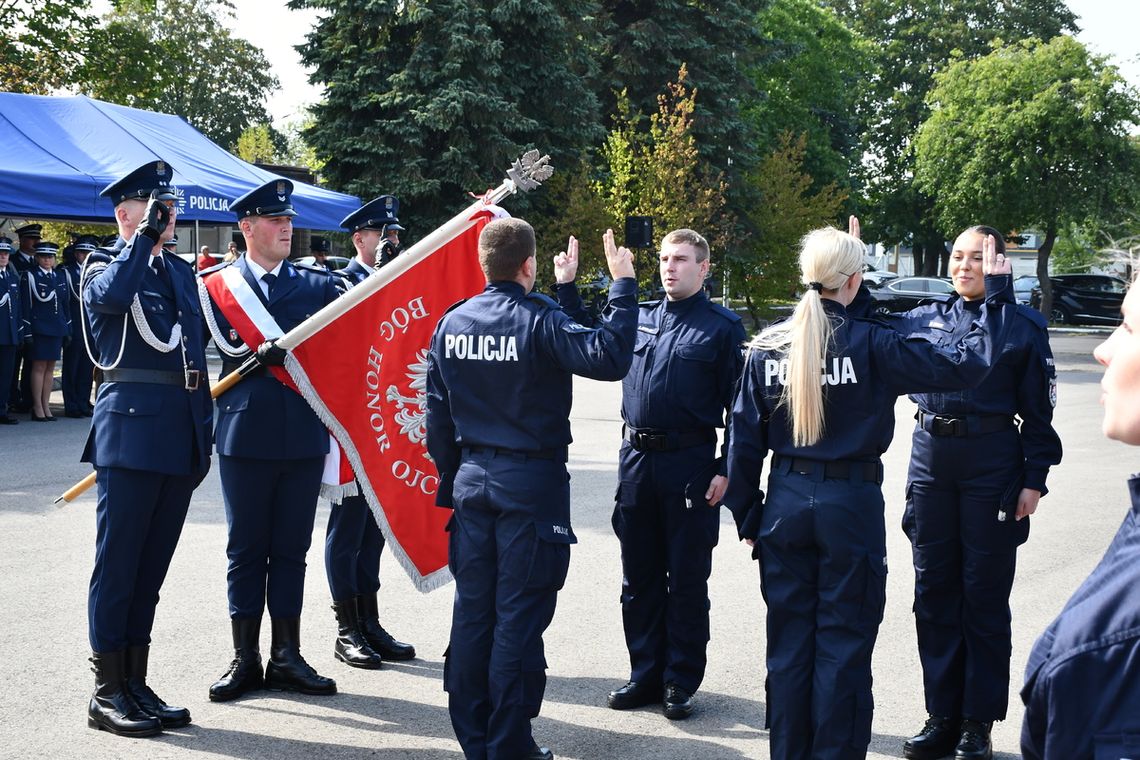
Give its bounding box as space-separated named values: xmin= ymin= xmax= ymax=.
xmin=80 ymin=253 xmax=184 ymax=372
xmin=197 ymin=276 xmax=250 ymax=357
xmin=27 ymin=271 xmax=58 ymax=305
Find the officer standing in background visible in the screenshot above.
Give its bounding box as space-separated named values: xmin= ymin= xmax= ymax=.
xmin=318 ymin=195 xmax=418 ymax=672
xmin=12 ymin=224 xmax=40 ymax=273
xmin=427 ymin=221 xmax=638 ymax=760
xmin=61 ymin=235 xmax=99 ymax=418
xmin=309 ymin=236 xmax=331 ymax=269
xmin=374 ymin=197 xmax=405 ymax=269
xmin=22 ymin=241 xmax=70 ymax=421
xmin=8 ymin=223 xmax=41 ymax=413
xmin=81 ymin=160 xmax=212 ymax=737
xmin=552 ymin=228 xmax=745 ymax=719
xmin=0 ymin=236 xmax=22 ymax=424
xmin=202 ymin=179 xmax=342 ymax=703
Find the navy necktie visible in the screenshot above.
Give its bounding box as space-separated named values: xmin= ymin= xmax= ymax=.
xmin=262 ymin=272 xmax=277 ymax=299
xmin=152 ymin=255 xmax=171 ymax=288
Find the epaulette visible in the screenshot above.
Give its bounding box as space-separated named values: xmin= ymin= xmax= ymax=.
xmin=709 ymin=301 xmax=743 ymax=323
xmin=1016 ymin=303 xmax=1049 ymax=330
xmin=199 ymin=260 xmax=232 ymax=276
xmin=525 ymin=291 xmax=560 ymax=310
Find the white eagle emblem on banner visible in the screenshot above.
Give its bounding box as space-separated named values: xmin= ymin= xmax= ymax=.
xmin=386 ymin=348 xmax=429 ymax=452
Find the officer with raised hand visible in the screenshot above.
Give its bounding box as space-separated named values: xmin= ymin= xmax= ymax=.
xmin=201 ymin=179 xmax=341 ymax=703
xmin=427 ymin=220 xmax=638 ymax=760
xmin=552 ymin=228 xmax=745 ymax=720
xmin=61 ymin=235 xmax=99 ymax=418
xmin=317 ymin=196 xmax=419 ymax=672
xmin=0 ymin=236 xmax=22 ymax=424
xmin=82 ymin=160 xmax=211 ymax=737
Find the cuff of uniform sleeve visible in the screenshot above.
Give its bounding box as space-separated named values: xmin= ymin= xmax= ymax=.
xmin=608 ymin=277 xmax=637 ymax=299
xmin=1024 ymin=469 xmax=1049 ymax=496
xmin=983 ymin=273 xmax=1014 ymax=304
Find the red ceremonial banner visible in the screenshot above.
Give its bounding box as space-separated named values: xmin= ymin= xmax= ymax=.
xmin=286 ymin=211 xmax=490 ymax=591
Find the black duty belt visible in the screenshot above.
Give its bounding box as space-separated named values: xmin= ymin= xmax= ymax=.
xmin=916 ymin=410 xmax=1015 ymax=438
xmin=461 ymin=445 xmax=568 ymax=463
xmin=772 ymin=454 xmax=884 ymax=485
xmin=102 ymin=368 xmax=202 ymax=390
xmin=623 ymin=426 xmax=717 ymax=452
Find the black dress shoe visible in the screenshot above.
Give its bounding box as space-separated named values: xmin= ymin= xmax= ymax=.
xmin=0 ymin=415 xmax=17 ymax=425
xmin=607 ymin=680 xmax=662 ymax=710
xmin=126 ymin=646 xmax=191 ymax=729
xmin=209 ymin=618 xmax=264 ymax=702
xmin=264 ymin=618 xmax=336 ymax=696
xmin=356 ymin=593 xmax=416 ymax=660
xmin=524 ymin=742 xmax=554 ymax=760
xmin=663 ymin=683 xmax=694 ymax=720
xmin=30 ymin=413 xmax=48 ymax=422
xmin=904 ymin=715 xmax=959 ymax=759
xmin=955 ymin=720 xmax=993 ymax=760
xmin=45 ymin=415 xmax=58 ymax=421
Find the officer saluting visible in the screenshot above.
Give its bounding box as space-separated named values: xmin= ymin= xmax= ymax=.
xmin=202 ymin=179 xmax=341 ymax=702
xmin=81 ymin=160 xmax=212 ymax=737
xmin=317 ymin=195 xmax=418 ymax=672
xmin=427 ymin=221 xmax=638 ymax=760
xmin=0 ymin=236 xmax=22 ymax=424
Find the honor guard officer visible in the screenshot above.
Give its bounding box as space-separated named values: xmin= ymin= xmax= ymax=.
xmin=202 ymin=179 xmax=342 ymax=702
xmin=61 ymin=235 xmax=100 ymax=418
xmin=723 ymin=228 xmax=1014 ymax=760
xmin=81 ymin=160 xmax=212 ymax=737
xmin=344 ymin=194 xmax=405 ymax=270
xmin=316 ymin=196 xmax=420 ymax=672
xmin=1020 ymin=275 xmax=1140 ymax=759
xmin=427 ymin=221 xmax=639 ymax=760
xmin=552 ymin=228 xmax=745 ymax=719
xmin=22 ymin=241 xmax=70 ymax=421
xmin=886 ymin=228 xmax=1063 ymax=760
xmin=0 ymin=236 xmax=22 ymax=424
xmin=309 ymin=236 xmax=331 ymax=269
xmin=8 ymin=223 xmax=41 ymax=413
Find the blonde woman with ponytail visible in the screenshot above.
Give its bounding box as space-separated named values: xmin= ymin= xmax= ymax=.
xmin=723 ymin=227 xmax=1013 ymax=760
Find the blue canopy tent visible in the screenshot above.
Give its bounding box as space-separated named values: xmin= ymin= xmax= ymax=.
xmin=0 ymin=93 xmax=360 ymax=230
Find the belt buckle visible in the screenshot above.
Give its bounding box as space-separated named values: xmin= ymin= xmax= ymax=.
xmin=633 ymin=431 xmax=666 ymax=451
xmin=184 ymin=369 xmax=201 ymax=391
xmin=932 ymin=415 xmax=961 ymax=436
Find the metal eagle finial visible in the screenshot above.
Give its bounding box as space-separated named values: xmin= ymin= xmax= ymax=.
xmin=506 ymin=150 xmax=554 ymax=192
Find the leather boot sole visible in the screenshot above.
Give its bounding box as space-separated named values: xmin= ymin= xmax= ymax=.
xmin=87 ymin=715 xmax=163 ymax=738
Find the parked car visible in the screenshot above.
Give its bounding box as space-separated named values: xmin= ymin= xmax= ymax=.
xmin=867 ymin=276 xmax=955 ymax=314
xmin=1030 ymin=274 xmax=1127 ymax=325
xmin=294 ymin=255 xmax=351 ymax=272
xmin=863 ymin=263 xmax=900 ymax=286
xmin=1013 ymin=275 xmax=1039 ymax=306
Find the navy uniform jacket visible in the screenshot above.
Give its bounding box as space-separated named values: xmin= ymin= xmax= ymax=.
xmin=426 ymin=278 xmax=640 ymax=507
xmin=554 ymin=283 xmax=745 ymax=464
xmin=21 ymin=267 xmax=70 ymax=337
xmin=887 ymin=298 xmax=1062 ymax=492
xmin=0 ymin=266 xmax=21 ymax=345
xmin=81 ymin=235 xmax=212 ymax=476
xmin=11 ymin=250 xmax=35 ymax=274
xmin=724 ymin=275 xmax=1015 ymax=538
xmin=335 ymin=257 xmax=372 ymax=287
xmin=204 ymin=255 xmax=340 ymax=460
xmin=1020 ymin=475 xmax=1140 ymax=759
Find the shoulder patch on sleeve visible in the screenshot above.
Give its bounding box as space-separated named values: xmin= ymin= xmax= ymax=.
xmin=560 ymin=320 xmax=594 ymax=334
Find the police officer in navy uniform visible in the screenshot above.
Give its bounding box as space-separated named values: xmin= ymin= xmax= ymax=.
xmin=0 ymin=236 xmax=22 ymax=424
xmin=885 ymin=227 xmax=1062 ymax=760
xmin=551 ymin=228 xmax=745 ymax=719
xmin=427 ymin=221 xmax=638 ymax=760
xmin=12 ymin=223 xmax=40 ymax=273
xmin=8 ymin=224 xmax=42 ymax=413
xmin=81 ymin=160 xmax=212 ymax=737
xmin=309 ymin=235 xmax=331 ymax=269
xmin=723 ymin=228 xmax=1014 ymax=760
xmin=22 ymin=241 xmax=71 ymax=421
xmin=202 ymin=179 xmax=342 ymax=702
xmin=62 ymin=235 xmax=99 ymax=418
xmin=1020 ymin=278 xmax=1140 ymax=758
xmin=317 ymin=196 xmax=418 ymax=672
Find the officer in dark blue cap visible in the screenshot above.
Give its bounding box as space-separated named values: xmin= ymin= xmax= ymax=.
xmin=81 ymin=159 xmax=211 ymax=738
xmin=341 ymin=195 xmax=405 ymax=270
xmin=308 ymin=235 xmax=331 ymax=269
xmin=723 ymin=227 xmax=1015 ymax=760
xmin=317 ymin=196 xmax=418 ymax=672
xmin=8 ymin=223 xmax=41 ymax=412
xmin=12 ymin=223 xmax=41 ymax=273
xmin=201 ymin=178 xmax=342 ymax=703
xmin=0 ymin=235 xmax=22 ymax=424
xmin=61 ymin=235 xmax=100 ymax=417
xmin=427 ymin=221 xmax=639 ymax=760
xmin=553 ymin=228 xmax=745 ymax=721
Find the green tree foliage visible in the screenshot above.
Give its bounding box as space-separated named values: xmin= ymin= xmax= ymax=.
xmin=913 ymin=35 xmax=1140 ymax=317
xmin=825 ymin=0 xmax=1077 ymax=274
xmin=235 ymin=124 xmax=283 ymax=164
xmin=729 ymin=131 xmax=847 ymax=324
xmin=292 ymin=0 xmax=603 ymax=234
xmin=0 ymin=0 xmax=95 ymax=93
xmin=746 ymin=0 xmax=872 ymax=198
xmin=75 ymin=0 xmax=277 ymax=150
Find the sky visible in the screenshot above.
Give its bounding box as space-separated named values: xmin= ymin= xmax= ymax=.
xmin=237 ymin=0 xmax=1140 ymax=127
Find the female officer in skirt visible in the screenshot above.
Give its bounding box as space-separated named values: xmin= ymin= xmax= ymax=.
xmin=21 ymin=241 xmax=70 ymax=421
xmin=723 ymin=227 xmax=1013 ymax=760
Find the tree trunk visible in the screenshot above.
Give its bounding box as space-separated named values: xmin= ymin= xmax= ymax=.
xmin=912 ymin=241 xmax=926 ymax=277
xmin=1036 ymin=223 xmax=1058 ymax=320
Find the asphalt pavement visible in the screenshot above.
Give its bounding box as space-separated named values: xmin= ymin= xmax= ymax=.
xmin=0 ymin=330 xmax=1128 ymax=760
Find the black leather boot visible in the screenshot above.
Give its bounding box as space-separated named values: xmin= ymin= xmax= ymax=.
xmin=126 ymin=645 xmax=191 ymax=728
xmin=265 ymin=618 xmax=337 ymax=695
xmin=209 ymin=617 xmax=265 ymax=702
xmin=357 ymin=593 xmax=416 ymax=660
xmin=87 ymin=651 xmax=163 ymax=737
xmin=904 ymin=715 xmax=960 ymax=759
xmin=955 ymin=719 xmax=993 ymax=760
xmin=332 ymin=599 xmax=383 ymax=669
